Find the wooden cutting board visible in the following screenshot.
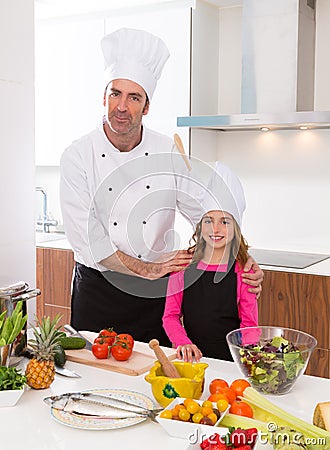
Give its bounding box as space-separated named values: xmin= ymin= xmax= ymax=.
xmin=65 ymin=341 xmax=177 ymax=376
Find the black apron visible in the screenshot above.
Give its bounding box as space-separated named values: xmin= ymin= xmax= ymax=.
xmin=71 ymin=262 xmax=171 ymax=347
xmin=182 ymin=262 xmax=240 ymax=361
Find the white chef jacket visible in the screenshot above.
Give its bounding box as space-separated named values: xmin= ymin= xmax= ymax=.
xmin=60 ymin=123 xmax=204 ymax=271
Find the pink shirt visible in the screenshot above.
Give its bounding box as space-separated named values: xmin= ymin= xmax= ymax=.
xmin=162 ymin=261 xmax=258 ymax=348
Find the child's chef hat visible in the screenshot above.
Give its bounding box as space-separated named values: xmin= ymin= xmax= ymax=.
xmin=101 ymin=28 xmax=170 ymax=100
xmin=201 ymin=162 xmax=246 ymax=226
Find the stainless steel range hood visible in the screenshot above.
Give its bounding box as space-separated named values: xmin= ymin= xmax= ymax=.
xmin=178 ymin=0 xmax=330 ymax=131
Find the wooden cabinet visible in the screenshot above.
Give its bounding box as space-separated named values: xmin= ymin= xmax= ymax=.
xmin=259 ymin=270 xmax=330 ymax=378
xmin=36 ymin=247 xmax=75 ymax=328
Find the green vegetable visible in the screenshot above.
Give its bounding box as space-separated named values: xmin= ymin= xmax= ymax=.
xmin=59 ymin=336 xmax=86 ymax=350
xmin=0 ymin=366 xmax=27 ymax=391
xmin=238 ymin=336 xmax=306 ymax=394
xmin=241 ymin=387 xmax=330 ymax=450
xmin=0 ymin=302 xmax=28 ymax=345
xmin=54 ymin=344 xmax=67 ymax=367
xmin=272 ymin=426 xmax=308 ymax=449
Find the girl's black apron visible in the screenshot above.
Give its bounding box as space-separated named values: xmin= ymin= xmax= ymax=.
xmin=71 ymin=262 xmax=171 ymax=347
xmin=182 ymin=262 xmax=240 ymax=361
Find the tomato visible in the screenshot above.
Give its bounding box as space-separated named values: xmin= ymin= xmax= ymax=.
xmin=209 ymin=387 xmax=235 ymax=404
xmin=92 ymin=340 xmax=110 ymax=359
xmin=111 ymin=341 xmax=133 ymax=361
xmin=116 ymin=333 xmax=134 ymax=349
xmin=230 ymin=379 xmax=251 ymax=398
xmin=98 ymin=328 xmax=117 ymax=345
xmin=209 ymin=378 xmax=229 ymax=394
xmin=229 ymin=400 xmax=254 ymax=418
xmin=208 ymin=393 xmax=229 ymax=403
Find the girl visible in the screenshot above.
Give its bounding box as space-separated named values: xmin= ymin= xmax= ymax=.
xmin=162 ymin=162 xmax=258 ymax=362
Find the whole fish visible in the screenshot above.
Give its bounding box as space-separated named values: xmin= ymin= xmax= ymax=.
xmin=43 ymin=392 xmax=162 ymax=420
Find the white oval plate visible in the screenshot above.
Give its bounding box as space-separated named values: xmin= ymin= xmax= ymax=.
xmin=50 ymin=388 xmax=155 ymax=430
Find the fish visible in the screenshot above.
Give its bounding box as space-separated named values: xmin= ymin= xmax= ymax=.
xmin=43 ymin=392 xmax=163 ymax=421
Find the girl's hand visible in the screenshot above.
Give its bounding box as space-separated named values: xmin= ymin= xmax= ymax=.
xmin=176 ymin=344 xmax=203 ymax=362
xmin=242 ymin=255 xmax=264 ymax=298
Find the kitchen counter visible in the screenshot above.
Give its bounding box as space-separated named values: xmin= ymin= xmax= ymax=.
xmin=4 ymin=344 xmax=330 ymax=450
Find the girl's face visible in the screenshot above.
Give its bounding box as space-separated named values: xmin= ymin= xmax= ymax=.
xmin=201 ymin=210 xmax=235 ymax=250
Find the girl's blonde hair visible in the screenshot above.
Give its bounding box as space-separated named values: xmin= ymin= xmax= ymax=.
xmin=188 ymin=213 xmax=249 ymax=268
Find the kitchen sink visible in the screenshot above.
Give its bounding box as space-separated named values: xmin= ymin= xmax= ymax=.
xmin=35 ymin=232 xmax=66 ymax=243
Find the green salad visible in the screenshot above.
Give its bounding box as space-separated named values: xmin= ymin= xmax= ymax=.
xmin=239 ymin=336 xmax=306 ymax=394
xmin=0 ymin=366 xmax=27 ymax=391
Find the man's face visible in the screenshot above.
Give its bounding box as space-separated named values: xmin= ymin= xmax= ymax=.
xmin=104 ymin=79 xmax=149 ymax=136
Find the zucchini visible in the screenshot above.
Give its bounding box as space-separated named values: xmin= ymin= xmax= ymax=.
xmin=54 ymin=344 xmax=67 ymax=367
xmin=59 ymin=336 xmax=86 ymax=350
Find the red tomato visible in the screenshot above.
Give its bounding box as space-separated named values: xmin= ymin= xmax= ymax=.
xmin=230 ymin=379 xmax=251 ymax=398
xmin=98 ymin=328 xmax=117 ymax=345
xmin=111 ymin=341 xmax=133 ymax=361
xmin=210 ymin=386 xmax=236 ymax=404
xmin=209 ymin=378 xmax=229 ymax=394
xmin=116 ymin=333 xmax=134 ymax=349
xmin=229 ymin=400 xmax=254 ymax=418
xmin=92 ymin=341 xmax=110 ymax=359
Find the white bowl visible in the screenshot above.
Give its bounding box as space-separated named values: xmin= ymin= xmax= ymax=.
xmin=157 ymin=397 xmax=229 ymax=441
xmin=0 ymin=388 xmax=24 ymax=407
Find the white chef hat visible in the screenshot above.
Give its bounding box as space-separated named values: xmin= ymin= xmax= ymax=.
xmin=101 ymin=28 xmax=170 ymax=100
xmin=201 ymin=162 xmax=246 ymax=226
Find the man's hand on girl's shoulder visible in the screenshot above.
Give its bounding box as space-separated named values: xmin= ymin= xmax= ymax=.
xmin=242 ymin=256 xmax=264 ymax=299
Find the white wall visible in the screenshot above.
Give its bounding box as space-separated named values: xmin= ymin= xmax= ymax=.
xmin=35 ymin=1 xmax=330 ymax=257
xmin=35 ymin=3 xmax=192 ymax=233
xmin=0 ymin=0 xmax=36 ymax=318
xmin=215 ymin=2 xmax=330 ymax=255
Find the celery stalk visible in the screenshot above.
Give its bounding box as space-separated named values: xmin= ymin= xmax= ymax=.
xmin=241 ymin=387 xmax=330 ymax=447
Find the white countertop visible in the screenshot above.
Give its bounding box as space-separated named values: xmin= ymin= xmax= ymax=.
xmin=260 ymin=258 xmax=330 ymax=276
xmin=4 ymin=342 xmax=330 ymax=450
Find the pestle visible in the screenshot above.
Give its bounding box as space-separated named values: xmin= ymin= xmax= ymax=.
xmin=149 ymin=339 xmax=181 ymax=378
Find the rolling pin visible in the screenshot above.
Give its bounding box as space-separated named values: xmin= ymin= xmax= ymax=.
xmin=149 ymin=339 xmax=181 ymax=378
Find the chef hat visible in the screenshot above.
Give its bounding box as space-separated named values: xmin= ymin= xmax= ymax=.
xmin=201 ymin=162 xmax=246 ymax=226
xmin=101 ymin=28 xmax=170 ymax=100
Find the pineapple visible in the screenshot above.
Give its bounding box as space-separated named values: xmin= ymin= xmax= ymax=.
xmin=25 ymin=314 xmax=62 ymax=389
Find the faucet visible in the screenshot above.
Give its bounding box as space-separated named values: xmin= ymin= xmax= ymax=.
xmin=35 ymin=186 xmax=58 ymax=233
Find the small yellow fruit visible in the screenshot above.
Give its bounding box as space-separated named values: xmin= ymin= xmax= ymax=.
xmin=192 ymin=412 xmax=204 ymax=423
xmin=202 ymin=400 xmax=213 ymax=408
xmin=217 ymin=398 xmax=229 ymax=412
xmin=201 ymin=406 xmax=213 ymax=417
xmin=207 ymin=412 xmax=218 ymax=425
xmin=187 ymin=400 xmax=201 ymax=415
xmin=178 ymin=408 xmax=190 ymax=422
xmin=183 ymin=398 xmax=194 ymax=408
xmin=159 ymin=410 xmax=172 ymax=419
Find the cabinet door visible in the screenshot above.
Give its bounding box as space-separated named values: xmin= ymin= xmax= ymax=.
xmin=259 ymin=270 xmax=330 ymax=378
xmin=36 ymin=247 xmax=75 ymax=327
xmin=35 ymin=18 xmax=104 ymax=165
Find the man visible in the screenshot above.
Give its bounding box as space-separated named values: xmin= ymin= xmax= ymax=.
xmin=60 ymin=28 xmax=263 ymax=346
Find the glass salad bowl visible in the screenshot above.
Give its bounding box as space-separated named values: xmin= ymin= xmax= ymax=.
xmin=226 ymin=326 xmax=317 ymax=395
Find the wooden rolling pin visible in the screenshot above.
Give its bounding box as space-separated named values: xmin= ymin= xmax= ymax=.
xmin=149 ymin=339 xmax=181 ymax=378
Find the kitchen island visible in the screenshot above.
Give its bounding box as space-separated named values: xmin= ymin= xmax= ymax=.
xmin=35 ymin=236 xmax=330 ymax=378
xmin=4 ymin=344 xmax=330 ymax=450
